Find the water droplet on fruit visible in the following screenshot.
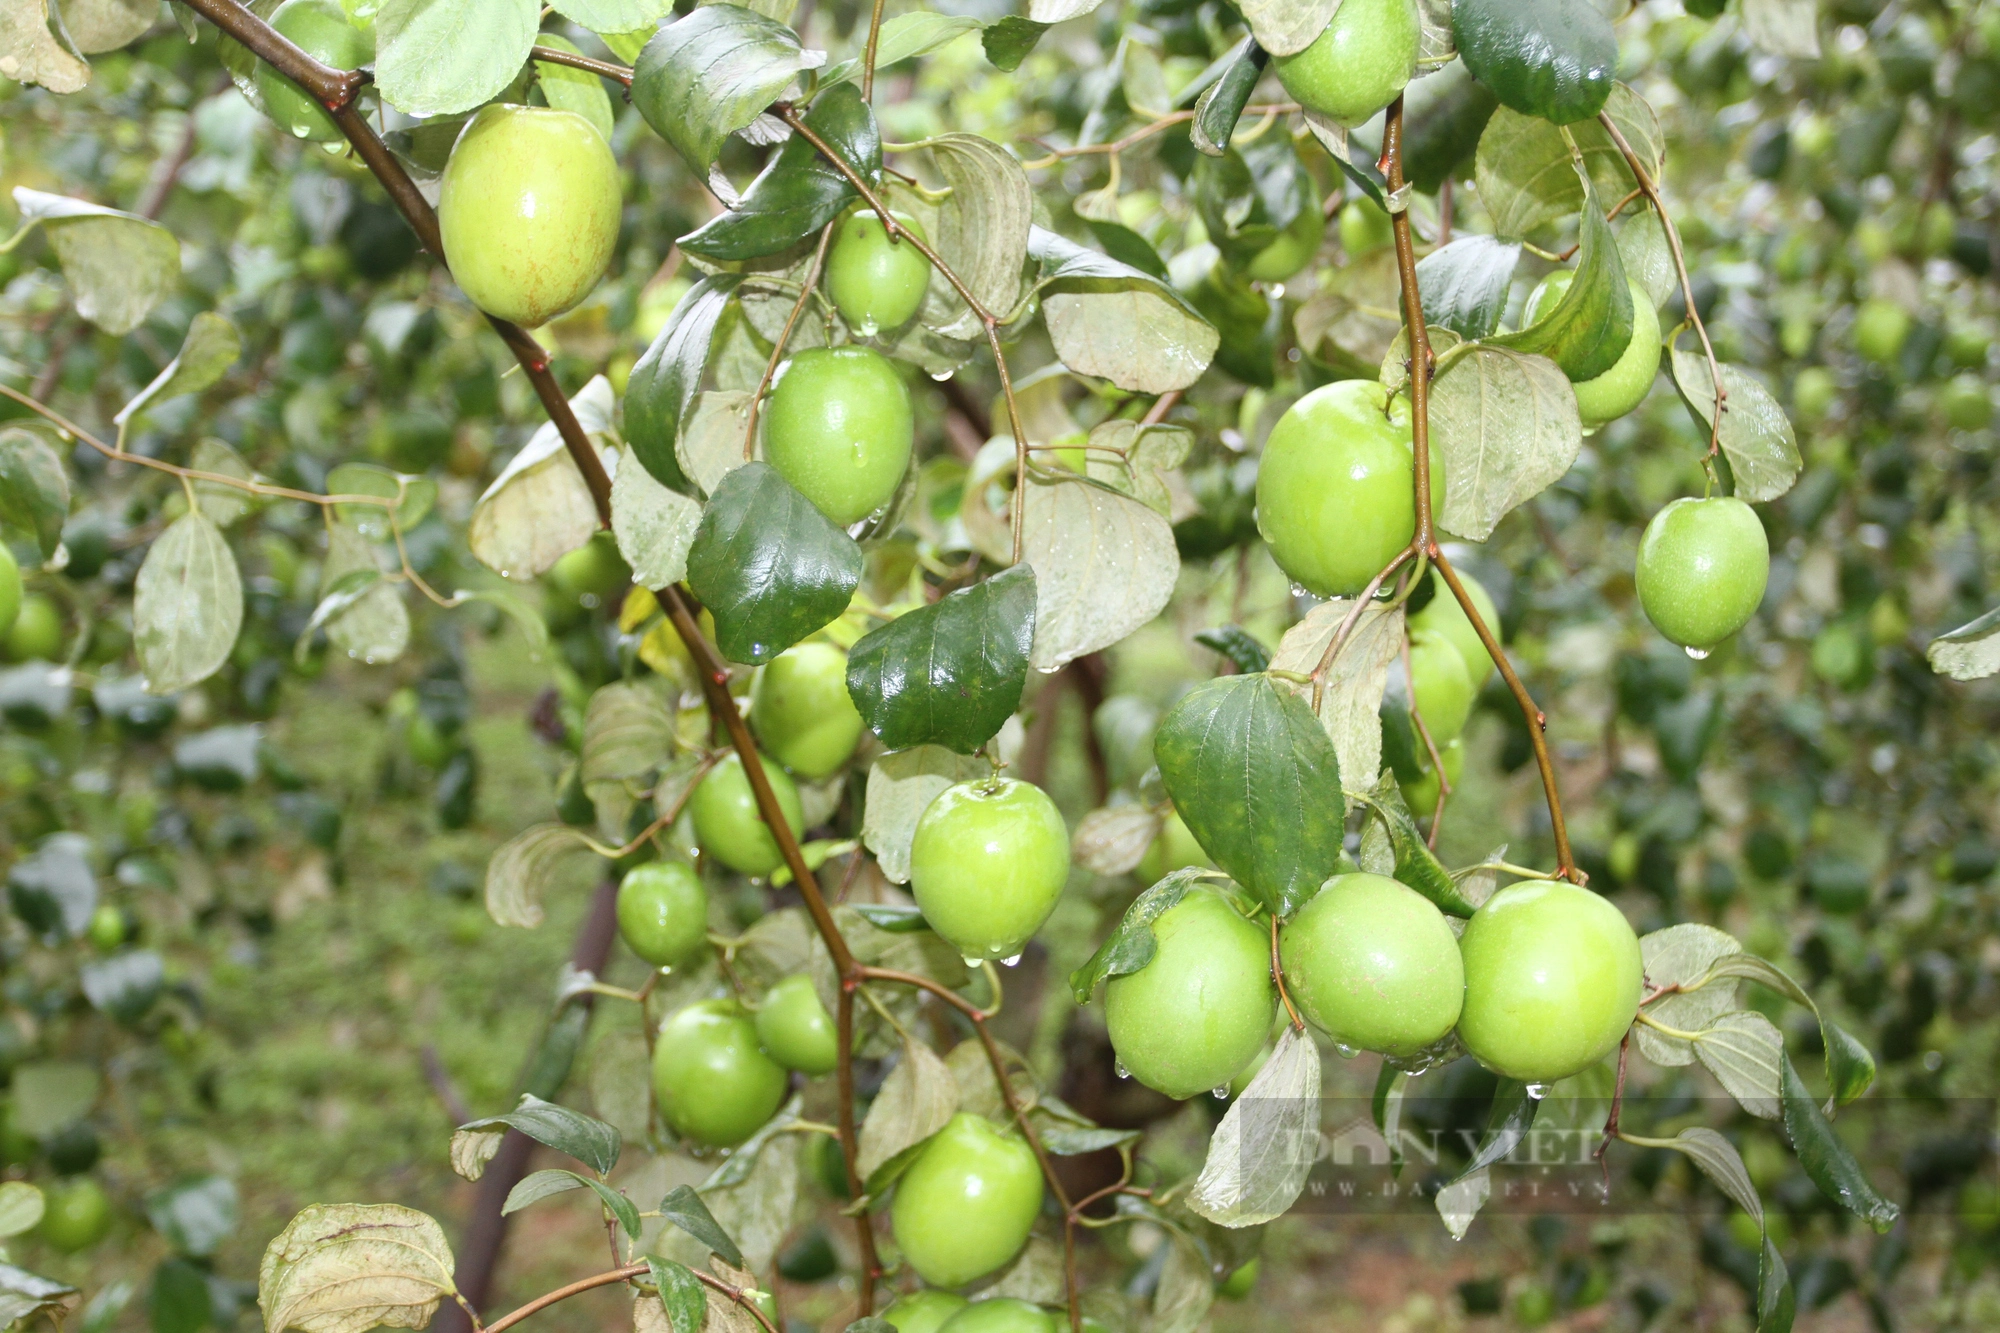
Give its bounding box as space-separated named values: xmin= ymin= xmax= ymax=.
xmin=1001 ymin=952 xmax=1023 ymax=967
xmin=963 ymin=954 xmax=986 ymax=968
xmin=1269 ymin=284 xmax=1287 ymax=300
xmin=1211 ymin=1085 xmax=1230 ymax=1099
xmin=1684 ymin=645 xmax=1710 ymax=660
xmin=1525 ymin=1083 xmax=1548 ymax=1100
xmin=929 ymin=369 xmax=954 ymax=382
xmin=856 ymin=317 xmax=879 ymax=338
xmin=1334 ymin=1042 xmax=1359 ymax=1059
xmin=1115 ymin=1060 xmax=1131 ymax=1080
xmin=292 ymin=125 xmax=310 ymax=139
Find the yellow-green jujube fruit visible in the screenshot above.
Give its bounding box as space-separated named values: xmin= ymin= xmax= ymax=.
xmin=1244 ymin=200 xmax=1325 ymax=282
xmin=754 ymin=972 xmax=839 ymax=1076
xmin=1852 ymin=298 xmax=1912 ymax=366
xmin=1942 ymin=374 xmax=1993 ymax=430
xmin=0 ymin=545 xmax=20 ymax=642
xmin=1634 ymin=497 xmax=1770 ymax=650
xmin=881 ymin=1291 xmax=970 ymax=1333
xmin=1136 ymin=810 xmax=1213 ymax=883
xmin=825 ymin=210 xmax=933 ymax=333
xmin=1526 ymin=273 xmax=1662 ymax=425
xmin=909 ymin=778 xmax=1070 ymax=962
xmin=1273 ymin=0 xmax=1420 ymax=126
xmin=1338 ymin=199 xmax=1393 ymax=257
xmin=615 ymin=861 xmax=709 ymax=968
xmin=4 ymin=594 xmax=61 ymax=661
xmin=254 ymin=0 xmax=370 ymax=143
xmin=1407 ymin=628 xmax=1474 ymax=743
xmin=437 ymin=104 xmax=621 ymax=327
xmin=1255 ymin=379 xmax=1440 ymax=598
xmin=763 ymin=346 xmax=915 ymax=525
xmin=936 ymin=1299 xmax=1057 ymax=1333
xmin=1398 ymin=734 xmax=1463 ymax=815
xmin=1279 ymin=873 xmax=1463 ymax=1057
xmin=39 ymin=1177 xmax=113 ymax=1254
xmin=651 ymin=999 xmax=789 ymax=1147
xmin=1105 ymin=889 xmax=1277 ymax=1099
xmin=890 ymin=1113 xmax=1044 ymax=1288
xmin=689 ymin=752 xmax=806 ymax=876
xmin=1409 ymin=569 xmax=1500 ymax=687
xmin=750 ymin=642 xmax=865 ymax=779
xmin=1456 ymin=881 xmax=1644 ymax=1083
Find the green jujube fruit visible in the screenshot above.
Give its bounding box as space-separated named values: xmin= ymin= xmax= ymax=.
xmin=890 ymin=1113 xmax=1044 ymax=1288
xmin=1407 ymin=628 xmax=1474 ymax=743
xmin=908 ymin=778 xmax=1070 ymax=961
xmin=1244 ymin=201 xmax=1325 ymax=282
xmin=437 ymin=104 xmax=621 ymax=327
xmin=882 ymin=1291 xmax=970 ymax=1333
xmin=39 ymin=1177 xmax=113 ymax=1254
xmin=5 ymin=594 xmax=60 ymax=661
xmin=1526 ymin=274 xmax=1662 ymax=425
xmin=1105 ymin=889 xmax=1277 ymax=1099
xmin=937 ymin=1299 xmax=1057 ymax=1333
xmin=254 ymin=0 xmax=370 ymax=143
xmin=689 ymin=752 xmax=806 ymax=876
xmin=750 ymin=642 xmax=865 ymax=779
xmin=825 ymin=210 xmax=933 ymax=333
xmin=1408 ymin=569 xmax=1500 ymax=687
xmin=755 ymin=972 xmax=839 ymax=1075
xmin=0 ymin=545 xmax=20 ymax=641
xmin=1273 ymin=0 xmax=1421 ymax=126
xmin=1456 ymin=881 xmax=1644 ymax=1083
xmin=1279 ymin=873 xmax=1463 ymax=1057
xmin=652 ymin=999 xmax=790 ymax=1147
xmin=616 ymin=861 xmax=709 ymax=968
xmin=763 ymin=346 xmax=915 ymax=525
xmin=1634 ymin=497 xmax=1770 ymax=650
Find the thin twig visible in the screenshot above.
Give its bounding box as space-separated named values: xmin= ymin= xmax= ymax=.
xmin=860 ymin=0 xmax=890 ymax=101
xmin=742 ymin=225 xmax=835 ymax=460
xmin=528 ymin=44 xmax=633 ymax=85
xmin=1268 ymin=917 xmax=1303 ymax=1032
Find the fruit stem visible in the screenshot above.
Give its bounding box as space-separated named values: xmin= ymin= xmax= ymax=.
xmin=741 ymin=224 xmax=836 ymax=462
xmin=1401 ymin=637 xmax=1452 ymax=851
xmin=1381 ymin=96 xmax=1434 ymax=558
xmin=1269 ymin=916 xmax=1305 ymax=1033
xmin=1307 ymin=545 xmax=1414 ymax=713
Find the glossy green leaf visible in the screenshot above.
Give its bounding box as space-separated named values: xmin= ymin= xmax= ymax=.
xmin=1453 ymin=0 xmax=1616 ymax=126
xmin=1066 ymin=867 xmax=1203 ymax=1002
xmin=374 ymin=0 xmax=539 ymax=117
xmin=846 ymin=565 xmax=1035 ymax=754
xmin=1195 ymin=137 xmax=1311 ymax=271
xmin=0 ymin=427 xmax=71 ymax=559
xmin=685 ymin=462 xmax=862 ymax=665
xmin=1154 ymin=674 xmax=1344 ymax=918
xmin=981 ymin=16 xmax=1048 ymax=71
xmin=459 ymin=1094 xmax=621 ymax=1175
xmin=1779 ymin=1057 xmax=1898 ymax=1229
xmin=1414 ymin=236 xmax=1521 ymax=341
xmin=644 ymin=1259 xmax=707 ymax=1333
xmin=1353 ymin=777 xmax=1480 ymax=916
xmin=1669 ymin=350 xmax=1801 ymax=503
xmin=1193 ymin=626 xmax=1270 ymax=674
xmin=1491 ymin=169 xmax=1632 ymax=381
xmin=633 ymin=3 xmax=824 ymax=177
xmin=678 ymin=83 xmax=880 ymax=261
xmin=626 ymin=275 xmax=742 ymax=489
xmin=657 ymin=1184 xmax=744 ymax=1268
xmin=1190 ymin=38 xmax=1268 ymax=156
xmin=134 ymin=511 xmax=243 ymax=696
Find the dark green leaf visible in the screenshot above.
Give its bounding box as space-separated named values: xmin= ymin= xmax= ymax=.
xmin=1701 ymin=953 xmax=1876 ymax=1107
xmin=1453 ymin=0 xmax=1617 ymax=126
xmin=1039 ymin=1124 xmax=1143 ymax=1155
xmin=149 ymin=1259 xmax=210 ymax=1333
xmin=847 ymin=903 xmax=929 ymax=933
xmin=579 ymin=1176 xmax=643 ymax=1239
xmin=1415 ymin=236 xmax=1522 ymax=341
xmin=0 ymin=427 xmax=70 ymax=559
xmin=659 ymin=1184 xmax=744 ymax=1268
xmin=1190 ymin=38 xmax=1268 ymax=156
xmin=981 ymin=15 xmax=1049 ymax=70
xmin=626 ymin=275 xmax=743 ymax=490
xmin=846 ymin=565 xmax=1036 ymax=754
xmin=1758 ymin=1237 xmax=1796 ymax=1333
xmin=646 ymin=1259 xmax=707 ymax=1333
xmin=8 ymin=834 xmax=96 ymax=939
xmin=1195 ymin=137 xmax=1309 ymax=270
xmin=679 ymin=84 xmax=881 ymax=262
xmin=632 ymin=4 xmax=824 ymax=177
xmin=1354 ymin=785 xmax=1481 ymax=917
xmin=1066 ymin=867 xmax=1203 ymax=1002
xmin=1153 ymin=675 xmax=1343 ymax=918
xmin=501 ymin=1168 xmax=587 ymax=1214
xmin=1490 ymin=165 xmax=1633 ymax=381
xmin=459 ymin=1094 xmax=621 ymax=1175
xmin=1193 ymin=626 xmax=1271 ymax=673
xmin=1082 ymin=219 xmax=1168 ymax=280
xmin=1404 ymin=64 xmax=1501 ymax=192
xmin=685 ymin=463 xmax=863 ymax=665
xmin=1778 ymin=1057 xmax=1899 ymax=1231
xmin=80 ymin=950 xmax=164 ymax=1024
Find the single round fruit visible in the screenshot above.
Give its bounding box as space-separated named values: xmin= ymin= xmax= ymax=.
xmin=1793 ymin=366 xmax=1839 ymax=422
xmin=651 ymin=999 xmax=789 ymax=1147
xmin=881 ymin=1291 xmax=970 ymax=1333
xmin=936 ymin=1299 xmax=1056 ymax=1333
xmin=1407 ymin=628 xmax=1473 ymax=743
xmin=254 ymin=0 xmax=369 ymax=143
xmin=0 ymin=545 xmax=20 ymax=641
xmin=1255 ymin=379 xmax=1439 ymax=598
xmin=1218 ymin=1258 xmax=1261 ymax=1300
xmin=1105 ymin=888 xmax=1277 ymax=1099
xmin=1852 ymin=298 xmax=1912 ymax=366
xmin=407 ymin=713 xmax=457 ymax=769
xmin=1244 ymin=201 xmax=1325 ymax=282
xmin=1409 ymin=569 xmax=1500 ymax=687
xmin=908 ymin=778 xmax=1070 ymax=962
xmin=1279 ymin=873 xmax=1463 ymax=1057
xmin=4 ymin=594 xmax=61 ymax=662
xmin=1136 ymin=810 xmax=1213 ymax=883
xmin=616 ymin=861 xmax=709 ymax=968
xmin=39 ymin=1178 xmax=112 ymax=1254
xmin=750 ymin=642 xmax=865 ymax=779
xmin=1337 ymin=199 xmax=1393 ymax=257
xmin=764 ymin=346 xmax=915 ymax=525
xmin=1942 ymin=374 xmax=1992 ymax=430
xmin=1634 ymin=497 xmax=1770 ymax=650
xmin=689 ymin=752 xmax=806 ymax=877
xmin=1526 ymin=274 xmax=1662 ymax=425
xmin=890 ymin=1113 xmax=1044 ymax=1288
xmin=1398 ymin=735 xmax=1463 ymax=815
xmin=1944 ymin=325 xmax=1990 ymax=369
xmin=548 ymin=533 xmax=630 ymax=603
xmin=1456 ymin=881 xmax=1644 ymax=1083
xmin=437 ymin=104 xmax=621 ymax=327
xmin=825 ymin=210 xmax=933 ymax=333
xmin=86 ymin=904 xmax=125 ymax=952
xmin=1273 ymin=0 xmax=1420 ymax=126
xmin=755 ymin=973 xmax=838 ymax=1076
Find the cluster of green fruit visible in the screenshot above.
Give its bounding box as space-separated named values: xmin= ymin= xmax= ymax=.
xmin=1107 ymin=871 xmax=1642 ymax=1098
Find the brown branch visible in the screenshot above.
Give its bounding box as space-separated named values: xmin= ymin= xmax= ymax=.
xmin=1268 ymin=917 xmax=1303 ymax=1032
xmin=483 ymin=1261 xmax=779 ymax=1333
xmin=860 ymin=0 xmax=890 ymax=101
xmin=742 ymin=226 xmax=834 ymax=460
xmin=529 ymin=44 xmax=634 ymax=86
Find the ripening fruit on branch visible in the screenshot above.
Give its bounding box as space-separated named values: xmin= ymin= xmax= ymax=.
xmin=1526 ymin=274 xmax=1662 ymax=425
xmin=890 ymin=1112 xmax=1044 ymax=1288
xmin=1245 ymin=201 xmax=1325 ymax=283
xmin=825 ymin=210 xmax=933 ymax=334
xmin=909 ymin=777 xmax=1070 ymax=962
xmin=754 ymin=972 xmax=839 ymax=1075
xmin=652 ymin=998 xmax=789 ymax=1147
xmin=750 ymin=642 xmax=865 ymax=779
xmin=1273 ymin=0 xmax=1420 ymax=127
xmin=1942 ymin=373 xmax=1993 ymax=430
xmin=936 ymin=1298 xmax=1057 ymax=1333
xmin=1408 ymin=569 xmax=1500 ymax=688
xmin=1634 ymin=497 xmax=1770 ymax=650
xmin=616 ymin=861 xmax=708 ymax=969
xmin=1105 ymin=888 xmax=1277 ymax=1099
xmin=1398 ymin=735 xmax=1462 ymax=815
xmin=254 ymin=0 xmax=369 ymax=143
xmin=1337 ymin=199 xmax=1393 ymax=258
xmin=4 ymin=594 xmax=61 ymax=662
xmin=1455 ymin=881 xmax=1643 ymax=1083
xmin=437 ymin=105 xmax=621 ymax=327
xmin=1407 ymin=628 xmax=1474 ymax=743
xmin=1255 ymin=380 xmax=1440 ymax=598
xmin=880 ymin=1290 xmax=969 ymax=1333
xmin=39 ymin=1177 xmax=113 ymax=1254
xmin=1851 ymin=297 xmax=1912 ymax=367
xmin=1279 ymin=873 xmax=1463 ymax=1057
xmin=1136 ymin=810 xmax=1212 ymax=884
xmin=763 ymin=346 xmax=915 ymax=525
xmin=690 ymin=752 xmax=806 ymax=877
